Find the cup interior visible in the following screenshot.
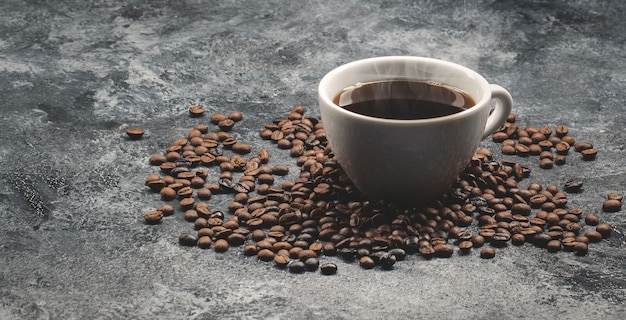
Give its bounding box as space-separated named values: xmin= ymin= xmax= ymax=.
xmin=319 ymin=56 xmax=491 ymax=123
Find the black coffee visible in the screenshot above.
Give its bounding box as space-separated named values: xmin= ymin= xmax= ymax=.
xmin=333 ymin=80 xmax=475 ymax=120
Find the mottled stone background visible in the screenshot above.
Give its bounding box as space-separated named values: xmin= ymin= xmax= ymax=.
xmin=1 ymin=0 xmax=624 ymax=319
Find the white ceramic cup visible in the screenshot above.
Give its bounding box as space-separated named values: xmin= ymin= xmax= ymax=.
xmin=318 ymin=56 xmax=513 ymax=203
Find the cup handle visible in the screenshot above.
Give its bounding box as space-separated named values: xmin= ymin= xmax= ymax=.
xmin=482 ymin=84 xmax=513 ymax=140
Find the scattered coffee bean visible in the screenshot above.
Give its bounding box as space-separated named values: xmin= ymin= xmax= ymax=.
xmin=125 ymin=127 xmax=145 ymax=140
xmin=320 ymin=263 xmax=338 ymax=275
xmin=584 ymin=230 xmax=603 ymax=243
xmin=179 ymin=233 xmax=198 ymax=246
xmin=546 ymin=240 xmax=562 ymax=253
xmin=596 ymin=223 xmax=612 ymax=238
xmin=228 ymin=111 xmax=243 ymax=122
xmin=602 ymin=199 xmax=622 ymax=212
xmin=214 ymin=239 xmax=229 ymax=252
xmin=584 ymin=213 xmax=599 ymax=226
xmin=564 ymin=179 xmax=583 ymax=193
xmin=188 ymin=105 xmax=205 ymax=117
xmin=480 ymin=247 xmax=496 ymax=259
xmin=304 ymin=257 xmax=320 ymax=271
xmin=359 ymin=256 xmax=376 ymax=269
xmin=197 ymin=236 xmax=213 ymax=249
xmin=288 ymin=260 xmax=306 ymax=273
xmin=143 ymin=210 xmax=163 ymax=224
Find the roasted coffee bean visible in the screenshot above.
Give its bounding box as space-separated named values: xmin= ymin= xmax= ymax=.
xmin=228 ymin=111 xmax=243 ymax=122
xmin=532 ymin=233 xmax=552 ymax=248
xmin=288 ymin=260 xmax=306 ymax=273
xmin=580 ymin=148 xmax=598 ymax=161
xmin=179 ymin=233 xmax=198 ymax=246
xmin=273 ymin=254 xmax=290 ymax=268
xmin=564 ymin=179 xmax=583 ymax=193
xmin=584 ymin=213 xmax=599 ymax=226
xmin=188 ymin=105 xmax=205 ymax=117
xmin=378 ymin=252 xmax=396 ymax=270
xmin=257 ymin=249 xmax=275 ymax=262
xmin=125 ymin=127 xmax=145 ymax=140
xmin=546 ymin=240 xmax=562 ymax=253
xmin=197 ymin=236 xmax=213 ymax=249
xmin=213 ymin=239 xmax=229 ymax=252
xmin=218 ymin=118 xmax=235 ymax=131
xmin=388 ymin=248 xmax=406 ymax=261
xmin=156 ymin=204 xmax=175 ymax=216
xmin=596 ymin=223 xmax=612 ymax=238
xmin=143 ymin=210 xmax=163 ymax=224
xmin=583 ymin=230 xmax=603 ymax=243
xmin=359 ymin=256 xmax=376 ymax=269
xmin=480 ymin=247 xmax=496 ymax=259
xmin=471 ymin=235 xmax=486 ymax=248
xmin=511 ymin=233 xmax=525 ymax=246
xmin=232 ymin=143 xmax=251 ymax=154
xmin=434 ymin=244 xmax=454 ymax=258
xmin=304 ymin=257 xmax=320 ymax=271
xmin=160 ymin=187 xmax=176 ymax=201
xmin=602 ymin=199 xmax=622 ymax=212
xmin=320 ymin=262 xmax=338 ymax=275
xmin=574 ymin=242 xmax=589 ymax=256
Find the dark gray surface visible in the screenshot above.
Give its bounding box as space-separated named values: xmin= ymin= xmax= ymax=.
xmin=1 ymin=0 xmax=625 ymax=319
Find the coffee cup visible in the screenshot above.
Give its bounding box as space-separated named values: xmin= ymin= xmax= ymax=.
xmin=318 ymin=56 xmax=512 ymax=203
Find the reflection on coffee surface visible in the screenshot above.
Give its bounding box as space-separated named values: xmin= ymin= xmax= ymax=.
xmin=334 ymin=80 xmax=475 ymax=120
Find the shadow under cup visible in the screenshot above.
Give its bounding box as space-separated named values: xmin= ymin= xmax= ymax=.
xmin=318 ymin=56 xmax=512 ymax=203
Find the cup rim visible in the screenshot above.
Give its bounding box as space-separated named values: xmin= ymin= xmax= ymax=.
xmin=318 ymin=56 xmax=492 ymax=125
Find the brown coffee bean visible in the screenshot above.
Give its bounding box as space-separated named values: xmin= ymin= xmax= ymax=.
xmin=143 ymin=210 xmax=163 ymax=224
xmin=243 ymin=243 xmax=258 ymax=256
xmin=554 ymin=155 xmax=566 ymax=165
xmin=298 ymin=249 xmax=317 ymax=261
xmin=480 ymin=247 xmax=496 ymax=259
xmin=434 ymin=244 xmax=454 ymax=258
xmin=492 ymin=132 xmax=509 ymax=142
xmin=584 ymin=230 xmax=603 ymax=243
xmin=159 ymin=187 xmax=176 ymax=201
xmin=580 ymin=148 xmax=598 ymax=160
xmin=273 ymin=254 xmax=290 ymax=268
xmin=218 ymin=118 xmax=235 ymax=131
xmin=125 ymin=127 xmax=145 ymax=140
xmin=511 ymin=233 xmax=525 ymax=246
xmin=555 ymin=141 xmax=570 ymax=155
xmin=539 ymin=158 xmax=553 ymax=169
xmin=228 ymin=111 xmax=243 ymax=122
xmin=471 ymin=235 xmax=485 ymax=247
xmin=232 ymin=143 xmax=251 ymax=154
xmin=546 ymin=240 xmax=562 ymax=253
xmin=359 ymin=256 xmax=375 ymax=269
xmin=573 ymin=141 xmax=593 ymax=152
xmin=156 ymin=204 xmax=174 ymax=216
xmin=257 ymin=248 xmax=275 ymax=262
xmin=607 ymin=193 xmax=624 ymax=201
xmin=574 ymin=242 xmax=589 ymax=256
xmin=188 ymin=105 xmax=205 ymax=117
xmin=197 ymin=236 xmax=213 ymax=249
xmin=272 ymin=165 xmax=290 ymax=176
xmin=213 ymin=239 xmax=229 ymax=252
xmin=596 ymin=223 xmax=612 ymax=238
xmin=208 ymin=113 xmax=225 ymax=124
xmin=602 ymin=199 xmax=622 ymax=212
xmin=554 ymin=124 xmax=568 ymax=137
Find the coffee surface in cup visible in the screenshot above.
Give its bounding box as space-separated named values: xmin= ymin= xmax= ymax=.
xmin=334 ymin=80 xmax=475 ymax=120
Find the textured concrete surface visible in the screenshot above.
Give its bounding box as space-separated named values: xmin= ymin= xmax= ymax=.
xmin=1 ymin=0 xmax=625 ymax=319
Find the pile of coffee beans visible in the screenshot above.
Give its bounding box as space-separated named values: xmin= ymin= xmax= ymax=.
xmin=492 ymin=114 xmax=598 ymax=168
xmin=141 ymin=105 xmax=619 ymax=275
